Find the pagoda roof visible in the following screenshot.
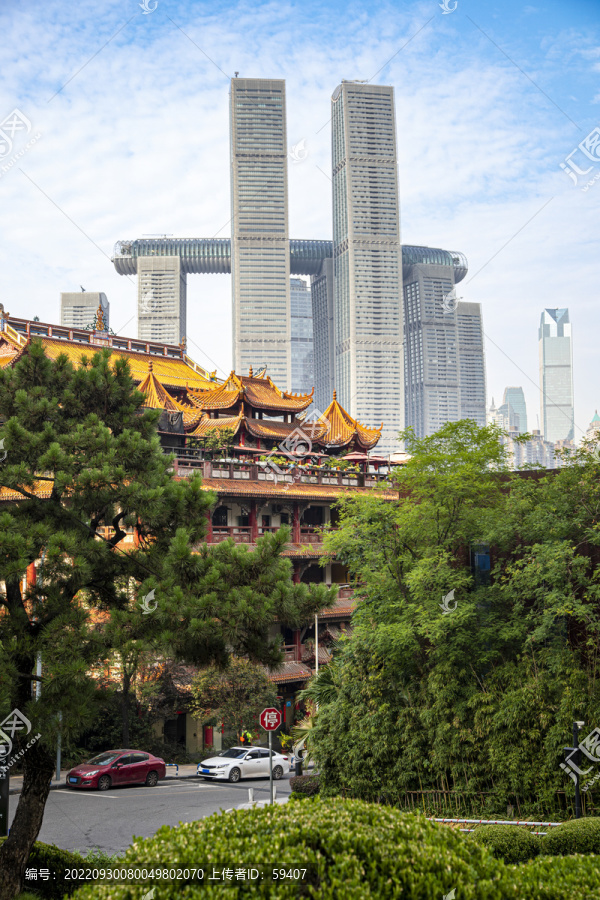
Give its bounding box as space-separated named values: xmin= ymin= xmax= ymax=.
xmin=137 ymin=364 xmax=204 ymax=430
xmin=188 ymin=370 xmax=314 ymax=413
xmin=592 ymin=410 xmax=600 ymax=424
xmin=320 ymin=392 xmax=382 ymax=450
xmin=188 ymin=413 xmax=243 ymax=437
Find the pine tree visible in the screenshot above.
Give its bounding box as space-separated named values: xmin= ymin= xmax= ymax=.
xmin=0 ymin=342 xmax=331 ymax=898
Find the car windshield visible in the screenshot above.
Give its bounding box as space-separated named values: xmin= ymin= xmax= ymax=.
xmin=86 ymin=752 xmax=121 ymax=766
xmin=219 ymin=748 xmax=247 ymax=759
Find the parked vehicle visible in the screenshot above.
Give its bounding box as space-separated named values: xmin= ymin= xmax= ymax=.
xmin=66 ymin=749 xmax=166 ymax=790
xmin=199 ymin=746 xmax=288 ymax=782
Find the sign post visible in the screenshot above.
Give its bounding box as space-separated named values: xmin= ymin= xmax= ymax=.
xmin=0 ymin=769 xmax=8 ymax=838
xmin=259 ymin=707 xmax=282 ymax=805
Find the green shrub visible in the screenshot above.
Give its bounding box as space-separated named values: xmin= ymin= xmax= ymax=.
xmin=509 ymin=854 xmax=600 ymax=898
xmin=467 ymin=824 xmax=540 ymax=863
xmin=72 ymin=798 xmax=505 ymax=898
xmin=289 ymin=772 xmax=320 ymax=795
xmin=540 ymin=816 xmax=600 ymax=856
xmin=0 ymin=839 xmax=81 ymax=898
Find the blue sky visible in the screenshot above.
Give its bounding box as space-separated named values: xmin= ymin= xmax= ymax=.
xmin=1 ymin=0 xmax=599 ymax=439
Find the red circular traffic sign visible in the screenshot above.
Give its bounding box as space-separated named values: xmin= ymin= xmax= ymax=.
xmin=259 ymin=708 xmax=282 ymax=731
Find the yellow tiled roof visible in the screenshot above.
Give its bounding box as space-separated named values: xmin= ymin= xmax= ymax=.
xmin=197 ymin=477 xmax=397 ymax=502
xmin=321 ymin=392 xmax=382 ymax=450
xmin=189 ymin=371 xmax=314 ymax=412
xmin=137 ymin=365 xmax=204 ymax=430
xmin=188 ymin=413 xmax=243 ymax=437
xmin=0 ymin=480 xmax=53 ymax=502
xmin=38 ymin=338 xmax=213 ymax=391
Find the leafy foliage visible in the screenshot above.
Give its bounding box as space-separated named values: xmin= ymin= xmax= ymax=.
xmin=70 ymin=799 xmax=600 ymax=899
xmin=290 ymin=773 xmax=321 ymax=795
xmin=189 ymin=656 xmax=277 ymax=736
xmin=467 ymin=825 xmax=540 ymax=863
xmin=540 ymin=817 xmax=600 ymax=856
xmin=310 ymin=422 xmax=600 ymax=815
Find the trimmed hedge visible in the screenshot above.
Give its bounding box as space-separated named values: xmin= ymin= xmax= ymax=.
xmin=507 ymin=854 xmax=600 ymax=898
xmin=540 ymin=816 xmax=600 ymax=856
xmin=72 ymin=798 xmax=505 ymax=898
xmin=467 ymin=824 xmax=540 ymax=863
xmin=65 ymin=802 xmax=600 ymax=899
xmin=0 ymin=838 xmax=82 ymax=898
xmin=289 ymin=772 xmax=320 ymax=796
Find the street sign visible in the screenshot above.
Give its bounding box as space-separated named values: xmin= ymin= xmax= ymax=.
xmin=259 ymin=708 xmax=281 ymax=731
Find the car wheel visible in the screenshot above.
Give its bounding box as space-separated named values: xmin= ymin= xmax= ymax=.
xmin=97 ymin=775 xmax=111 ymax=791
xmin=145 ymin=770 xmax=159 ymax=787
xmin=272 ymin=765 xmax=283 ymax=780
xmin=228 ymin=767 xmax=241 ymax=783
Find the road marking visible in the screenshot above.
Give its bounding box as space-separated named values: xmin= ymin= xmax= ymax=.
xmin=53 ymin=790 xmax=119 ymax=799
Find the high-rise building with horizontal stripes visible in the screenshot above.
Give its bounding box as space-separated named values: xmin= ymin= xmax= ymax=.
xmin=331 ymin=81 xmax=404 ymax=452
xmin=230 ymin=77 xmax=290 ymax=387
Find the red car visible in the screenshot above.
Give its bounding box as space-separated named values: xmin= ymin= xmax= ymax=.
xmin=66 ymin=749 xmax=166 ymax=790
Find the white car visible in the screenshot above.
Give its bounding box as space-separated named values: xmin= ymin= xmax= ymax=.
xmin=198 ymin=746 xmax=288 ymax=782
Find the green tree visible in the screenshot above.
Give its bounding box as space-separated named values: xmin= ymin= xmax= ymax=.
xmin=0 ymin=341 xmax=333 ymax=899
xmin=312 ymin=422 xmax=600 ymax=814
xmin=190 ymin=657 xmax=277 ymax=739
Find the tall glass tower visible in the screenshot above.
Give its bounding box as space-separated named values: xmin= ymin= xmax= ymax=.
xmin=539 ymin=308 xmax=574 ymax=442
xmin=502 ymin=386 xmax=528 ymax=433
xmin=290 ymin=277 xmax=314 ymax=395
xmin=230 ymin=78 xmax=290 ymax=386
xmin=331 ymin=81 xmax=403 ymax=453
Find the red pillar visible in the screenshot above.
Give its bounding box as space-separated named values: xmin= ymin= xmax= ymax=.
xmin=250 ymin=499 xmax=258 ymax=542
xmin=292 ymin=564 xmax=300 ymax=584
xmin=292 ymin=502 xmax=300 ymax=543
xmin=206 ymin=509 xmax=213 ymax=543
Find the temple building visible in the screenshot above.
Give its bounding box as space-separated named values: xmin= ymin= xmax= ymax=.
xmin=0 ymin=307 xmax=395 ymax=754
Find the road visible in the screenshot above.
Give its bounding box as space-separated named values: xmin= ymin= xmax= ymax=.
xmin=8 ymin=775 xmax=293 ymax=856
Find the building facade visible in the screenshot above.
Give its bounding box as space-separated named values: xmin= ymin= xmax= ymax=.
xmin=331 ymin=81 xmax=403 ymax=454
xmin=60 ymin=291 xmax=109 ymax=330
xmin=310 ymin=258 xmax=335 ymax=412
xmin=403 ymin=247 xmax=478 ymax=437
xmin=137 ymin=256 xmax=186 ymax=345
xmin=539 ymin=308 xmax=574 ymax=443
xmin=230 ymin=78 xmax=290 ymax=388
xmin=290 ymin=277 xmax=314 ymax=396
xmin=502 ymin=386 xmax=528 ymax=434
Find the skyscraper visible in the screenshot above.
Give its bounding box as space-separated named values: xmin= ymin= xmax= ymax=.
xmin=501 ymin=386 xmax=528 ymax=433
xmin=539 ymin=308 xmax=574 ymax=443
xmin=137 ymin=256 xmax=186 ymax=345
xmin=403 ymin=247 xmax=474 ymax=437
xmin=457 ymin=301 xmax=486 ymax=427
xmin=331 ymin=81 xmax=404 ymax=453
xmin=290 ymin=277 xmax=314 ymax=395
xmin=60 ymin=291 xmax=109 ymax=330
xmin=311 ymin=257 xmax=334 ymax=411
xmin=230 ymin=77 xmax=290 ymax=386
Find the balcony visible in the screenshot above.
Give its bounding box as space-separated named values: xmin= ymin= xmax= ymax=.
xmin=170 ymin=454 xmax=392 ymax=488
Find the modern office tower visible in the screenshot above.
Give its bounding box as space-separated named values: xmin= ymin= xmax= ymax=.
xmin=230 ymin=77 xmax=290 ymax=387
xmin=60 ymin=291 xmax=109 ymax=330
xmin=137 ymin=256 xmax=186 ymax=345
xmin=290 ymin=277 xmax=314 ymax=395
xmin=311 ymin=258 xmax=334 ymax=411
xmin=502 ymin=386 xmax=528 ymax=433
xmin=539 ymin=308 xmax=574 ymax=443
xmin=456 ymin=301 xmax=486 ymax=426
xmin=403 ymin=247 xmax=468 ymax=437
xmin=331 ymin=81 xmax=403 ymax=453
